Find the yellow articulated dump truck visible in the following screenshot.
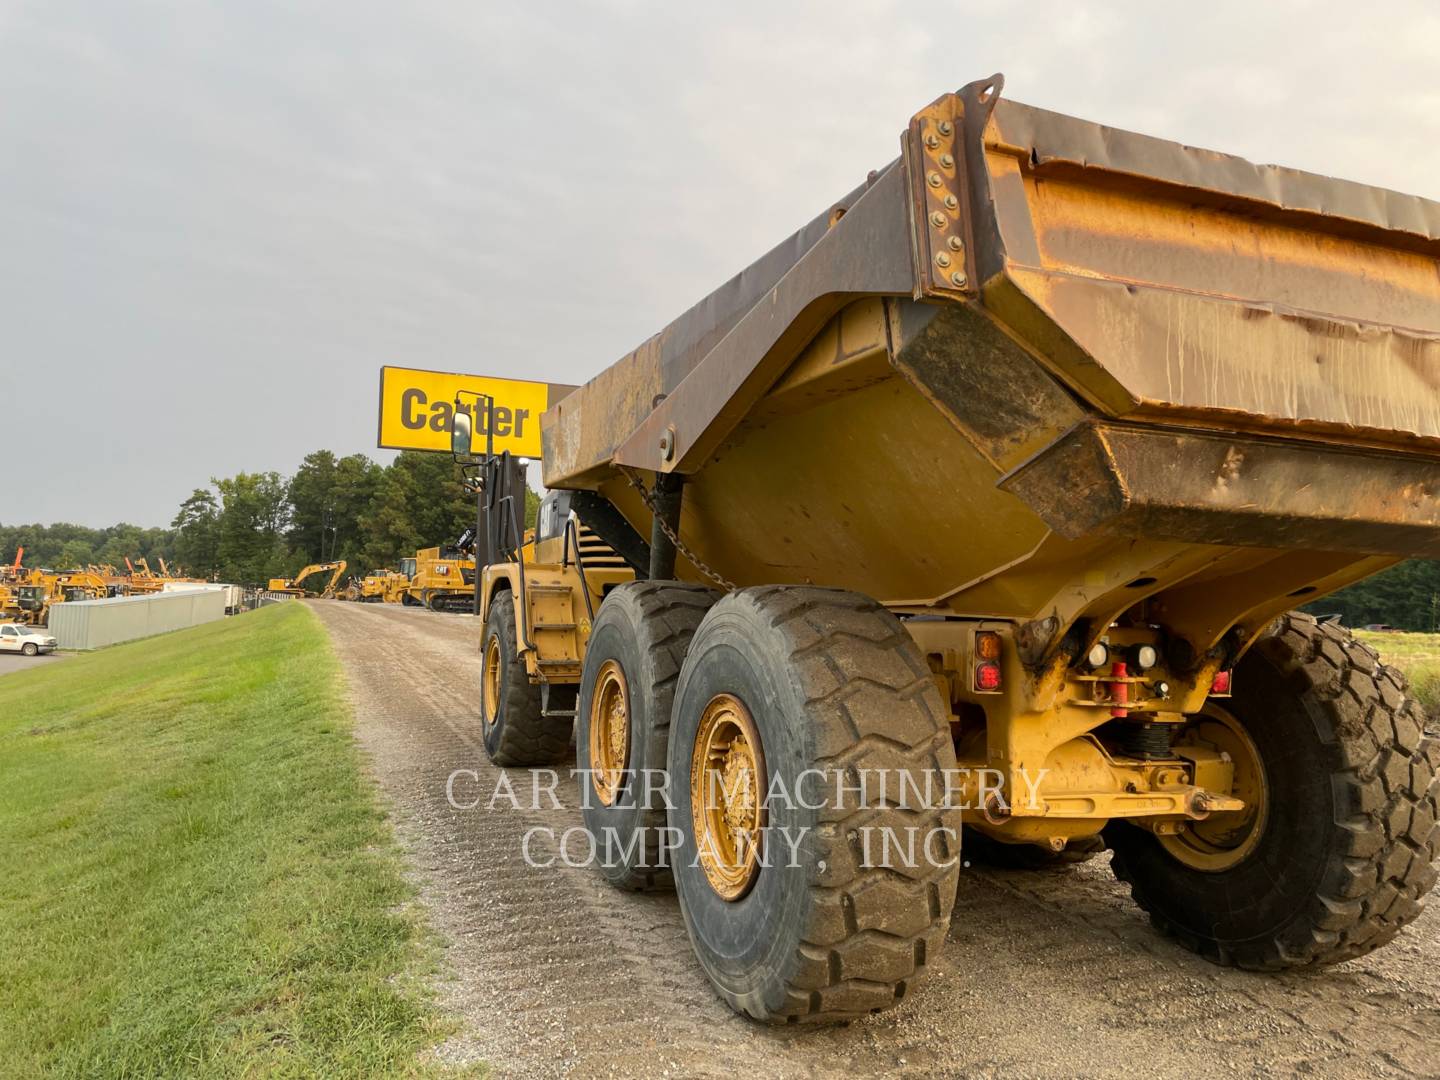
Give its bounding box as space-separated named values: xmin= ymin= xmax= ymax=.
xmin=451 ymin=75 xmax=1440 ymax=1024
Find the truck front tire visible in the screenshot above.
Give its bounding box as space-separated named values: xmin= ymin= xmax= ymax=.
xmin=1106 ymin=612 xmax=1439 ymax=969
xmin=480 ymin=592 xmax=571 ymax=767
xmin=668 ymin=587 xmax=960 ymax=1023
xmin=576 ymin=581 xmax=718 ymax=891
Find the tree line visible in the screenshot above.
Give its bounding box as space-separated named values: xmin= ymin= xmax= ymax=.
xmin=4 ymin=463 xmax=1437 ymax=628
xmin=1301 ymin=560 xmax=1440 ymax=632
xmin=3 ymin=450 xmax=537 ymax=587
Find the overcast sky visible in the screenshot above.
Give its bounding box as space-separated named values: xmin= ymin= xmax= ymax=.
xmin=2 ymin=0 xmax=1438 ymax=527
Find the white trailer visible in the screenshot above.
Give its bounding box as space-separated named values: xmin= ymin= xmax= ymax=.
xmin=48 ymin=589 xmax=227 ymax=650
xmin=161 ymin=580 xmax=243 ymax=614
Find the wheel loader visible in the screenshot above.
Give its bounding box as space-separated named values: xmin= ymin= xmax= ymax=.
xmin=354 ymin=569 xmax=411 ymax=604
xmin=450 ymin=75 xmax=1440 ymax=1024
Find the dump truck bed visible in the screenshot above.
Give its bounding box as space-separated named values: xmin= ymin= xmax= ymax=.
xmin=541 ymin=76 xmax=1440 ymax=656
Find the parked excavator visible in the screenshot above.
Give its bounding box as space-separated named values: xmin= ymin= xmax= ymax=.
xmin=267 ymin=561 xmax=347 ymax=598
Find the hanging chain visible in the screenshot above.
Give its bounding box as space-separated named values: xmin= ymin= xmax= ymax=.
xmin=618 ymin=465 xmax=737 ymax=591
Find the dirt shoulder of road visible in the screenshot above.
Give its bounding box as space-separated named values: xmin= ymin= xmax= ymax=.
xmin=314 ymin=600 xmax=1440 ymax=1079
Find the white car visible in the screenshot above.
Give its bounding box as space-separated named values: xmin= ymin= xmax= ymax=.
xmin=0 ymin=623 xmax=57 ymax=656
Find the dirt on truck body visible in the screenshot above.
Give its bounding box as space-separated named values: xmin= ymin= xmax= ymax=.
xmin=456 ymin=75 xmax=1440 ymax=1025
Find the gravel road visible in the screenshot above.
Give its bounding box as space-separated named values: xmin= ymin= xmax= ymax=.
xmin=0 ymin=650 xmax=70 ymax=678
xmin=312 ymin=600 xmax=1440 ymax=1079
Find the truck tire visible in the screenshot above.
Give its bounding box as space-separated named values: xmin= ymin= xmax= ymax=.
xmin=667 ymin=586 xmax=961 ymax=1023
xmin=1106 ymin=612 xmax=1440 ymax=969
xmin=480 ymin=591 xmax=570 ymax=767
xmin=576 ymin=581 xmax=719 ymax=891
xmin=963 ymin=828 xmax=1104 ymax=870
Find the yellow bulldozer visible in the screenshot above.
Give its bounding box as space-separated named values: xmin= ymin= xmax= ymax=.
xmin=402 ymin=546 xmax=476 ymax=612
xmin=447 ymin=74 xmax=1440 ymax=1025
xmin=267 ymin=561 xmax=347 ymax=598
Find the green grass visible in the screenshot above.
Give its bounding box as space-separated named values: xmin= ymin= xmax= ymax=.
xmin=0 ymin=604 xmax=462 ymax=1078
xmin=1356 ymin=629 xmax=1440 ymax=719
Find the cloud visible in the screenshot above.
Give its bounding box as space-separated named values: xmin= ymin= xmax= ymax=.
xmin=1 ymin=0 xmax=1436 ymax=525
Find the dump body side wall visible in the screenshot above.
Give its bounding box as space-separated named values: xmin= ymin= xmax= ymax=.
xmin=981 ymin=100 xmax=1440 ymax=446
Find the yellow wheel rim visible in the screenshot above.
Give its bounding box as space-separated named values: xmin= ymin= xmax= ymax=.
xmin=1160 ymin=703 xmax=1269 ymax=872
xmin=690 ymin=694 xmax=766 ymax=901
xmin=588 ymin=659 xmax=630 ymax=806
xmin=482 ymin=635 xmax=502 ymax=730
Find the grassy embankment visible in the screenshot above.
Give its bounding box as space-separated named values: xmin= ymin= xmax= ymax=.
xmin=1356 ymin=629 xmax=1440 ymax=719
xmin=0 ymin=604 xmax=464 ymax=1078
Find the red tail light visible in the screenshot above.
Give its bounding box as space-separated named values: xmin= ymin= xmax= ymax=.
xmin=1211 ymin=670 xmax=1232 ymax=695
xmin=975 ymin=662 xmax=1002 ymax=692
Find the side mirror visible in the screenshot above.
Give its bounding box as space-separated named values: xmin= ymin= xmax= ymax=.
xmin=451 ymin=407 xmax=473 ymax=457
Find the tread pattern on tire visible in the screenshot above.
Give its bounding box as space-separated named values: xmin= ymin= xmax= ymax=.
xmin=1111 ymin=611 xmax=1440 ymax=969
xmin=486 ymin=589 xmax=572 ymax=767
xmin=724 ymin=586 xmax=961 ymax=1022
xmin=593 ymin=580 xmax=719 ymax=891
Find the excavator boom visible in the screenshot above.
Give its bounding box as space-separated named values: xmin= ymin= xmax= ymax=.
xmin=267 ymin=561 xmax=347 ymax=598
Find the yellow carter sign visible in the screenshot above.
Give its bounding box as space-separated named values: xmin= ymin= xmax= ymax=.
xmin=376 ymin=366 xmax=574 ymax=457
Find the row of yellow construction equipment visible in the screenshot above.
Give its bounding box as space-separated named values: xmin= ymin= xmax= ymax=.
xmin=1 ymin=540 xmax=484 ymax=623
xmin=332 ymin=543 xmax=479 ymax=612
xmin=0 ymin=549 xmax=207 ymax=626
